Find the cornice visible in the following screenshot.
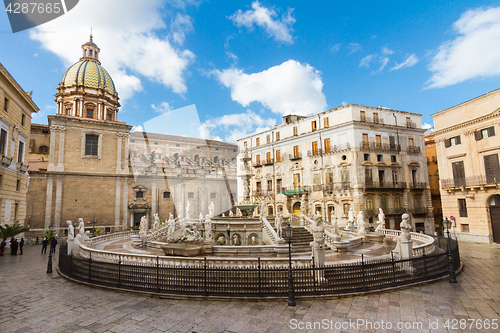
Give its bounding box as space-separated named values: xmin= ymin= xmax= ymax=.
xmin=433 ymin=109 xmax=500 ymax=136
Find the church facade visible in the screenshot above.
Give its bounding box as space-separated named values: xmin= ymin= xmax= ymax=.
xmin=27 ymin=37 xmax=237 ymax=236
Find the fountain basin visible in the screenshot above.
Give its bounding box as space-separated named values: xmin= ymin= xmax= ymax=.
xmin=365 ymin=232 xmax=386 ymax=244
xmin=160 ymin=243 xmax=205 ymax=257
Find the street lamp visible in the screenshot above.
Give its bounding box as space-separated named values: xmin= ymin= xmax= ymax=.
xmin=47 ymin=223 xmax=55 ymax=274
xmin=441 ymin=217 xmax=457 ymax=283
xmin=283 ymin=222 xmax=296 ymax=307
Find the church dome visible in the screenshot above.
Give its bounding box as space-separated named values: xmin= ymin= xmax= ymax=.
xmin=60 ymin=59 xmax=116 ymax=96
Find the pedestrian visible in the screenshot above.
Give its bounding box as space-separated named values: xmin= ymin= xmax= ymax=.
xmin=41 ymin=238 xmax=48 ymax=254
xmin=19 ymin=238 xmax=24 ymax=255
xmin=0 ymin=239 xmax=6 ymax=256
xmin=10 ymin=238 xmax=18 ymax=255
xmin=50 ymin=237 xmax=58 ymax=253
xmin=36 ymin=236 xmax=39 ymax=245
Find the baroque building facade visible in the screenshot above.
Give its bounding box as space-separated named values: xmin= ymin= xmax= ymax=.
xmin=432 ymin=88 xmax=500 ymax=243
xmin=27 ymin=37 xmax=236 ymax=236
xmin=0 ymin=62 xmax=39 ymax=227
xmin=237 ymin=104 xmax=434 ymax=234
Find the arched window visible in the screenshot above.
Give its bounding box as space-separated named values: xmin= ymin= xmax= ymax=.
xmin=38 ymin=145 xmax=49 ymax=154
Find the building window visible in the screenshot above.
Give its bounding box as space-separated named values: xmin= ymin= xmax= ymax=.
xmin=276 ymin=132 xmax=280 ymax=141
xmin=406 ymin=117 xmax=411 ymax=127
xmin=86 ymin=109 xmax=94 ymax=118
xmin=373 ymin=113 xmax=379 ymax=124
xmin=106 ymin=113 xmax=112 ymax=121
xmin=313 ymin=173 xmax=321 ymax=191
xmin=276 ymin=150 xmax=281 ymax=162
xmin=17 ymin=140 xmax=24 ymax=163
xmin=461 ymin=224 xmax=469 ymax=233
xmin=312 ymin=141 xmax=318 ymax=155
xmin=324 ymin=138 xmax=331 ymax=153
xmin=312 ymin=121 xmax=317 ymax=131
xmin=293 ymin=145 xmax=299 ymax=158
xmin=360 ymin=111 xmax=366 ymax=122
xmin=267 ymin=179 xmax=272 ymax=191
xmin=293 ymin=173 xmax=301 ymax=188
xmin=38 ymin=145 xmax=49 ymax=154
xmin=365 ymin=168 xmax=372 ymax=184
xmin=16 ymin=180 xmax=20 ymax=191
xmin=14 ymin=203 xmax=18 ymax=220
xmin=256 ymin=181 xmax=262 ymax=194
xmin=408 ymin=137 xmax=414 ymax=149
xmin=66 ymin=108 xmax=71 ymax=115
xmin=391 ymin=155 xmax=397 ymax=163
xmin=256 ymin=138 xmax=260 ymax=146
xmin=364 ymin=153 xmax=370 ymax=161
xmin=266 ymin=134 xmax=271 ymax=143
xmin=276 ymin=179 xmax=282 ymax=192
xmin=326 ymin=171 xmax=333 ymax=184
xmin=324 ymin=117 xmax=329 ymax=128
xmin=458 ymin=198 xmax=468 ymax=217
xmin=392 ymin=170 xmax=399 ymax=184
xmin=188 ymin=192 xmax=195 ymax=199
xmin=135 ymin=191 xmax=144 ymax=199
xmin=452 ymin=161 xmax=465 ymax=187
xmin=21 ymin=114 xmax=25 ymax=126
xmin=293 ymin=126 xmax=298 ymax=136
xmin=256 ymin=154 xmax=260 ymax=164
xmin=3 ymin=97 xmax=8 ymax=112
xmin=266 ymin=152 xmax=271 ymax=163
xmin=0 ymin=128 xmax=7 ymax=155
xmin=484 ymin=154 xmax=500 ymax=184
xmin=394 ymin=196 xmax=401 ymax=211
xmin=377 ymin=154 xmax=383 ymax=162
xmin=444 ymin=135 xmax=461 ymax=147
xmin=244 ymin=141 xmax=247 ymax=147
xmin=475 ymin=126 xmax=495 ymax=140
xmin=85 ymin=134 xmax=99 ymax=156
xmin=366 ymin=196 xmax=374 ymax=213
xmin=343 ymin=203 xmax=350 ymax=215
xmin=210 ymin=192 xmax=217 ymax=199
xmin=376 ymin=135 xmax=382 ymax=149
xmin=163 ymin=191 xmax=170 ymax=199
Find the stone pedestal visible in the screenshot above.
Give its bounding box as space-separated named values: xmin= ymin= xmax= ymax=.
xmin=274 ymin=239 xmax=288 ymax=257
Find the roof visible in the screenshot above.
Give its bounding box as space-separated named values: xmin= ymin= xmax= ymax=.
xmin=0 ymin=62 xmax=39 ymax=113
xmin=61 ymin=59 xmax=116 ymax=95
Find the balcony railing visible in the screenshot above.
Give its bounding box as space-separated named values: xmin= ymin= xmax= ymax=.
xmin=359 ymin=116 xmax=385 ymax=125
xmin=289 ymin=153 xmax=302 ymax=160
xmin=252 ymin=161 xmax=262 ymax=167
xmin=322 ymin=182 xmax=351 ymax=193
xmin=280 ymin=185 xmax=310 ymax=194
xmin=263 ymin=158 xmax=274 ymax=165
xmin=363 ymin=181 xmax=406 ymax=190
xmin=1 ymin=154 xmax=12 ymax=166
xmin=360 ymin=142 xmax=401 ymax=152
xmin=441 ymin=175 xmax=499 ymax=188
xmin=407 ymin=146 xmax=421 ymax=154
xmin=409 ymin=207 xmax=428 ymax=215
xmin=307 ymin=150 xmax=322 ymax=157
xmin=408 ymin=182 xmax=427 ymax=190
xmin=17 ymin=162 xmax=29 ymax=173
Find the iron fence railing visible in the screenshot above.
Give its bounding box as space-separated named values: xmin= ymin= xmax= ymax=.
xmin=59 ymin=238 xmax=459 ymax=298
xmin=441 ymin=176 xmax=499 ymax=188
xmin=363 ymin=181 xmax=406 ymax=190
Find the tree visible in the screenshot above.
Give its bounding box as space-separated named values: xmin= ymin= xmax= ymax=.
xmin=0 ymin=224 xmax=29 ymax=241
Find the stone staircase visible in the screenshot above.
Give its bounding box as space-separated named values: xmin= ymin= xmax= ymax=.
xmin=275 ymin=226 xmax=313 ymax=254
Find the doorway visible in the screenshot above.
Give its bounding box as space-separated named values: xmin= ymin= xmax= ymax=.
xmin=133 ymin=213 xmax=144 ymax=226
xmin=489 ymin=195 xmax=500 ymax=243
xmin=293 ymin=202 xmax=301 ymax=216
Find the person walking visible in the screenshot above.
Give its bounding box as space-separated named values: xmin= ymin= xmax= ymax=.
xmin=36 ymin=236 xmax=39 ymax=245
xmin=19 ymin=238 xmax=24 ymax=255
xmin=50 ymin=237 xmax=57 ymax=253
xmin=0 ymin=239 xmax=6 ymax=256
xmin=10 ymin=238 xmax=18 ymax=255
xmin=41 ymin=238 xmax=48 ymax=254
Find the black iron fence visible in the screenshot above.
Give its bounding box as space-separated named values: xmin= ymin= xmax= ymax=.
xmin=58 ymin=237 xmax=459 ymax=298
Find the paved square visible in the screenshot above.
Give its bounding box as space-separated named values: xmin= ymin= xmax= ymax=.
xmin=0 ymin=242 xmax=498 ymax=332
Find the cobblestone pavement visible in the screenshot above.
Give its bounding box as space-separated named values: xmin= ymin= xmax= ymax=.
xmin=0 ymin=242 xmax=498 ymax=333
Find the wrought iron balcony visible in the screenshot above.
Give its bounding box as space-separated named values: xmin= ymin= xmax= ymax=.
xmin=1 ymin=154 xmax=12 ymax=166
xmin=363 ymin=181 xmax=406 ymax=190
xmin=263 ymin=158 xmax=274 ymax=165
xmin=289 ymin=153 xmax=302 ymax=160
xmin=280 ymin=185 xmax=310 ymax=195
xmin=408 ymin=182 xmax=427 ymax=190
xmin=360 ymin=142 xmax=401 ymax=152
xmin=407 ymin=146 xmax=421 ymax=154
xmin=441 ymin=175 xmax=499 ymax=188
xmin=307 ymin=150 xmax=322 ymax=157
xmin=409 ymin=207 xmax=428 ymax=215
xmin=252 ymin=161 xmax=262 ymax=167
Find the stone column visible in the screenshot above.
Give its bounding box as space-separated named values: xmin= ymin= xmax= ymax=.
xmin=54 ymin=175 xmax=63 ymax=230
xmin=73 ymin=100 xmax=77 ymax=116
xmin=115 ymin=178 xmax=121 ymax=228
xmin=57 ymin=127 xmax=66 ymax=171
xmin=151 ymin=179 xmax=157 ymax=224
xmin=48 ymin=126 xmax=57 ymax=169
xmin=116 ymin=134 xmax=122 ymax=171
xmin=80 ymin=100 xmax=84 ymax=117
xmin=98 ymin=103 xmax=102 ymax=120
xmin=123 ymin=134 xmax=129 ymax=172
xmin=44 ymin=176 xmax=53 ymax=230
xmin=122 ymin=178 xmax=128 ymax=230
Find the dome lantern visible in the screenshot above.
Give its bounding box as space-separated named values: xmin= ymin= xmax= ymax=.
xmin=80 ymin=34 xmax=101 ymax=64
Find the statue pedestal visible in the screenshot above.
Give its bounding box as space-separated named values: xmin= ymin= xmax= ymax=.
xmin=274 ymin=239 xmax=288 ymax=257
xmin=400 ymin=240 xmax=413 ymax=259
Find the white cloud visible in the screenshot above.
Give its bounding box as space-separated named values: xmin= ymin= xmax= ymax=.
xmin=382 ymin=47 xmax=394 ymax=56
xmin=151 ymin=102 xmax=173 ymax=114
xmin=213 ymin=60 xmax=327 ymax=116
xmin=131 ymin=125 xmax=144 ymax=132
xmin=348 ymin=43 xmax=361 ymax=54
xmin=29 ymin=0 xmax=194 ymax=100
xmin=359 ymin=54 xmax=374 ymax=68
xmin=229 ymin=1 xmax=295 ymax=44
xmin=374 ymin=57 xmax=389 ymax=74
xmin=330 ymin=43 xmax=341 ymax=53
xmin=427 ymin=7 xmax=500 ymax=88
xmin=200 ymin=110 xmax=276 ymax=143
xmin=171 ymin=13 xmax=193 ymax=45
xmin=391 ymin=54 xmax=419 ymax=71
xmin=422 ymin=123 xmax=434 ymax=130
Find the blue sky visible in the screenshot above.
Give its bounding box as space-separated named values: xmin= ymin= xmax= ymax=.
xmin=2 ymin=0 xmax=500 ymax=142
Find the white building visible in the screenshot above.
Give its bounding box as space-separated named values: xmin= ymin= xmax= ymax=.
xmin=237 ymin=104 xmax=433 ymax=234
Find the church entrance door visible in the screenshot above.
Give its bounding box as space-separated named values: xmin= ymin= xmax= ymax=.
xmin=133 ymin=213 xmax=143 ymax=226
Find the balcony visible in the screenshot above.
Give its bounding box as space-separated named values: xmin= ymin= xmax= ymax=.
xmin=252 ymin=161 xmax=262 ymax=168
xmin=408 ymin=182 xmax=427 ymax=190
xmin=360 ymin=142 xmax=401 ymax=152
xmin=359 ymin=116 xmax=385 ymax=125
xmin=385 ymin=208 xmax=405 ymax=215
xmin=263 ymin=158 xmax=274 ymax=165
xmin=322 ymin=182 xmax=351 ymax=194
xmin=281 ymin=185 xmax=310 ymax=195
xmin=1 ymin=154 xmax=12 ymax=166
xmin=363 ymin=181 xmax=406 ymax=190
xmin=307 ymin=150 xmax=322 ymax=157
xmin=409 ymin=207 xmax=428 ymax=215
xmin=17 ymin=162 xmax=29 ymax=173
xmin=407 ymin=146 xmax=421 ymax=154
xmin=289 ymin=153 xmax=302 ymax=160
xmin=406 ymin=122 xmax=418 ymax=129
xmin=441 ymin=175 xmax=499 ymax=189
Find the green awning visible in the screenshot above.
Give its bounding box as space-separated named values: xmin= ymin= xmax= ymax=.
xmin=207 ymin=158 xmax=216 ymax=165
xmin=166 ymin=156 xmax=174 ymax=162
xmin=187 ymin=157 xmax=196 ymax=164
xmin=282 ymin=189 xmax=305 ymax=195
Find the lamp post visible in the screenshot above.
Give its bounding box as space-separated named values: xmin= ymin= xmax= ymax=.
xmin=89 ymin=215 xmax=97 ymax=236
xmin=283 ymin=222 xmax=296 ymax=307
xmin=47 ymin=223 xmax=54 ymax=274
xmin=442 ymin=217 xmax=457 ymax=283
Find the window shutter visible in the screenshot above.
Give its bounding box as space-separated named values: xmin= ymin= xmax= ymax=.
xmin=488 ymin=126 xmax=495 ymax=137
xmin=452 ymin=161 xmax=465 ymax=186
xmin=456 ymin=135 xmax=461 ymax=144
xmin=484 ymin=154 xmax=500 ymax=184
xmin=444 ymin=138 xmax=451 ymax=147
xmin=475 ymin=130 xmax=482 ymax=140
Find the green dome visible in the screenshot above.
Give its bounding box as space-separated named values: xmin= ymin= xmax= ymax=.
xmin=61 ymin=60 xmax=116 ymax=96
